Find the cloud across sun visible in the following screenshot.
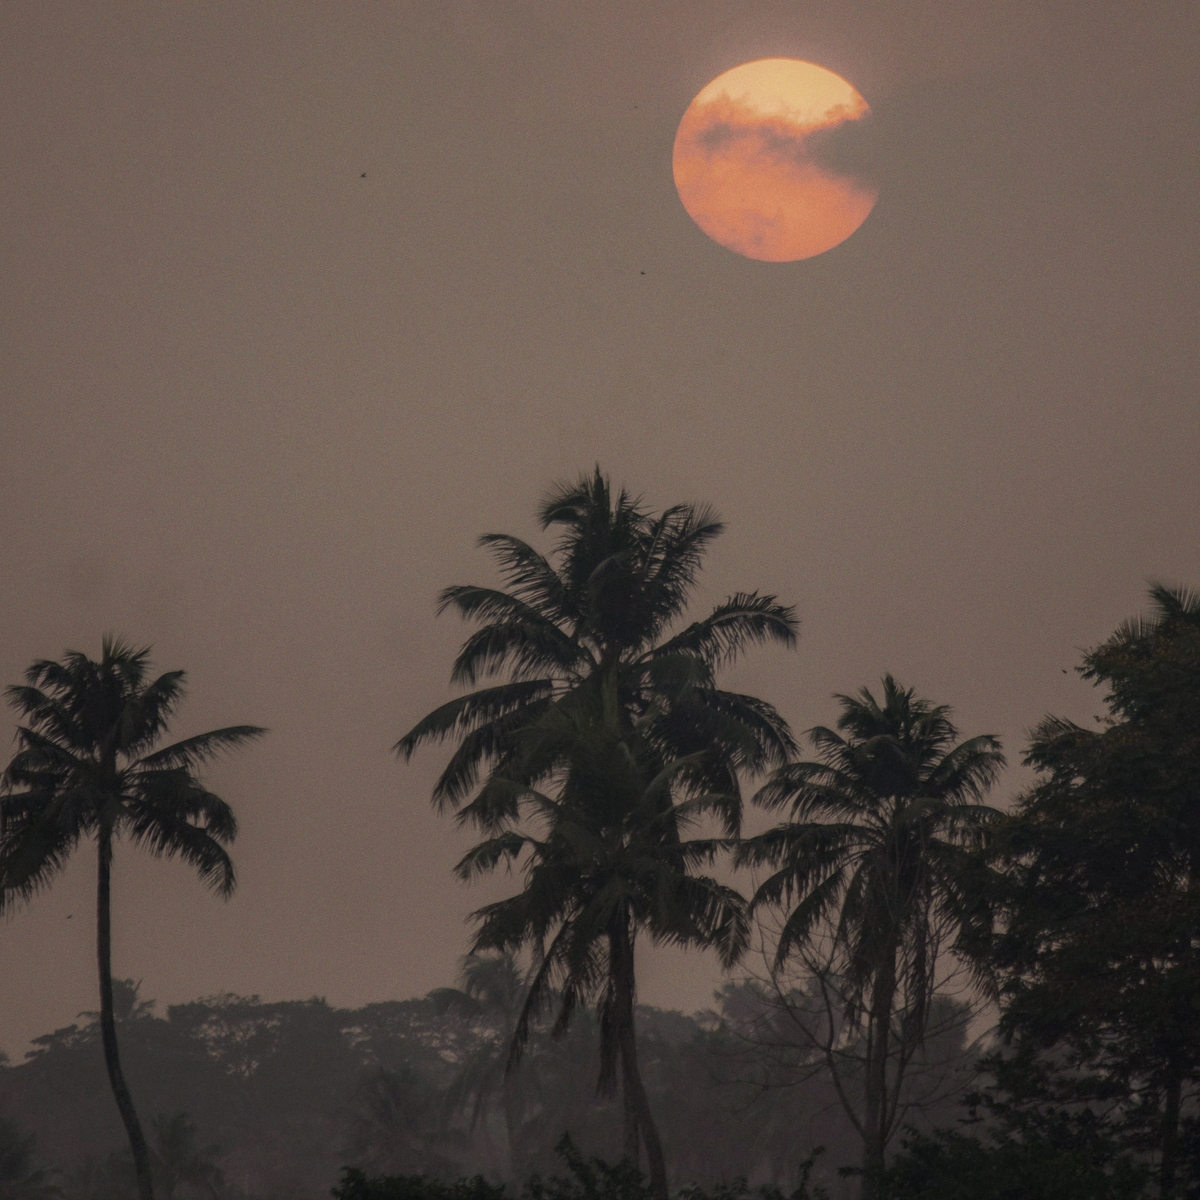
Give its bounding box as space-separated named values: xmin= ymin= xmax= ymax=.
xmin=673 ymin=59 xmax=878 ymax=262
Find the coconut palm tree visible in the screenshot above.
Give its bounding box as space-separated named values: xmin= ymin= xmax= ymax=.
xmin=151 ymin=1113 xmax=223 ymax=1200
xmin=396 ymin=470 xmax=796 ymax=1196
xmin=395 ymin=468 xmax=798 ymax=837
xmin=0 ymin=637 xmax=265 ymax=1200
xmin=429 ymin=952 xmax=535 ymax=1175
xmin=455 ymin=690 xmax=750 ymax=1200
xmin=738 ymin=676 xmax=1003 ymax=1200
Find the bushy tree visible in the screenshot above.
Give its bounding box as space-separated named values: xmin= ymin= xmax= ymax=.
xmin=990 ymin=584 xmax=1200 ymax=1199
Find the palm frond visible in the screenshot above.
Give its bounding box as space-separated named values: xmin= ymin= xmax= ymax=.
xmin=477 ymin=535 xmax=570 ymax=619
xmin=123 ymin=775 xmax=238 ymax=894
xmin=654 ymin=873 xmax=749 ymax=967
xmin=432 ymin=701 xmax=553 ymax=812
xmin=448 ymin=617 xmax=584 ymax=687
xmin=138 ymin=725 xmax=267 ymax=770
xmin=926 ymin=734 xmax=1006 ymax=800
xmin=120 ymin=669 xmax=188 ymax=754
xmin=130 ymin=770 xmax=239 ymax=842
xmin=651 ymin=592 xmax=798 ymax=668
xmin=394 ymin=680 xmax=554 ymax=760
xmin=636 ymin=504 xmax=725 ymax=636
xmin=773 ymin=871 xmax=848 ymax=965
xmin=455 ymin=832 xmax=532 ymax=882
xmin=0 ymin=795 xmax=84 ymax=909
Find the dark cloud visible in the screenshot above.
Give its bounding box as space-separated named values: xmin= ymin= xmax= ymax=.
xmin=688 ymin=96 xmax=876 ymax=187
xmin=804 ymin=109 xmax=879 ymax=186
xmin=696 ymin=120 xmax=749 ymax=152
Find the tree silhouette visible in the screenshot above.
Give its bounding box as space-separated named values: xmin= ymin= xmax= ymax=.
xmin=430 ymin=952 xmax=535 ymax=1175
xmin=397 ymin=470 xmax=797 ymax=1196
xmin=395 ymin=468 xmax=798 ymax=836
xmin=739 ymin=676 xmax=1003 ymax=1200
xmin=0 ymin=637 xmax=264 ymax=1200
xmin=151 ymin=1113 xmax=223 ymax=1200
xmin=457 ymin=696 xmax=749 ymax=1200
xmin=993 ymin=583 xmax=1200 ymax=1200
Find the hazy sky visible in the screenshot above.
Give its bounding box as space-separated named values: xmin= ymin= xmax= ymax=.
xmin=1 ymin=1 xmax=1197 ymax=1056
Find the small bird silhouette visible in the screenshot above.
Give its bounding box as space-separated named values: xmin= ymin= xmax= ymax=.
xmin=360 ymin=172 xmax=367 ymax=178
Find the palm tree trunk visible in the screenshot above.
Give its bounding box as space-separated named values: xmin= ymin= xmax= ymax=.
xmin=611 ymin=923 xmax=667 ymax=1200
xmin=97 ymin=829 xmax=155 ymax=1200
xmin=622 ymin=1079 xmax=640 ymax=1166
xmin=1160 ymin=1053 xmax=1183 ymax=1200
xmin=860 ymin=960 xmax=896 ymax=1200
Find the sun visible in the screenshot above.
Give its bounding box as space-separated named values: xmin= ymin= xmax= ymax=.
xmin=673 ymin=59 xmax=878 ymax=262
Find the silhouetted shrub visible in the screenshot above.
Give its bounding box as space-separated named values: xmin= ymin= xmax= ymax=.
xmin=333 ymin=1165 xmax=509 ymax=1200
xmin=879 ymin=1128 xmax=1148 ymax=1200
xmin=333 ymin=1137 xmax=828 ymax=1200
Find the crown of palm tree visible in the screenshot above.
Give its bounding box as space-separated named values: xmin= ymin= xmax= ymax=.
xmin=1 ymin=636 xmax=263 ymax=1200
xmin=396 ymin=468 xmax=798 ymax=837
xmin=740 ymin=675 xmax=1004 ymax=1006
xmin=0 ymin=636 xmax=264 ymax=904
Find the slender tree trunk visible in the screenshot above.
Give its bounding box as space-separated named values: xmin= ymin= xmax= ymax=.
xmin=502 ymin=1073 xmax=523 ymax=1180
xmin=610 ymin=922 xmax=667 ymax=1200
xmin=1160 ymin=1055 xmax=1183 ymax=1200
xmin=860 ymin=958 xmax=896 ymax=1200
xmin=622 ymin=1076 xmax=640 ymax=1167
xmin=97 ymin=828 xmax=155 ymax=1200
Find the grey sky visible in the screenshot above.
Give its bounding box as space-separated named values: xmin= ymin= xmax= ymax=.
xmin=1 ymin=0 xmax=1197 ymax=1055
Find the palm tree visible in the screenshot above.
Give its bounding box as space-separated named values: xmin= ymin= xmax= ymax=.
xmin=395 ymin=467 xmax=798 ymax=836
xmin=151 ymin=1113 xmax=223 ymax=1200
xmin=456 ymin=694 xmax=750 ymax=1200
xmin=396 ymin=470 xmax=797 ymax=1196
xmin=0 ymin=637 xmax=265 ymax=1200
xmin=429 ymin=952 xmax=533 ymax=1176
xmin=738 ymin=676 xmax=1003 ymax=1200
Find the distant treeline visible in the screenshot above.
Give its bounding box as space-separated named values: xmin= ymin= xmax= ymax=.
xmin=0 ymin=975 xmax=969 ymax=1199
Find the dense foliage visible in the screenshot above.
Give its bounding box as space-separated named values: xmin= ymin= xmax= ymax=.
xmin=971 ymin=585 xmax=1200 ymax=1199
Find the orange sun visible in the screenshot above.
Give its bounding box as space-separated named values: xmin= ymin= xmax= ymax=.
xmin=673 ymin=59 xmax=878 ymax=262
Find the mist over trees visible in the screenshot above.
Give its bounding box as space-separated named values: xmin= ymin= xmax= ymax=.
xmin=0 ymin=974 xmax=971 ymax=1199
xmin=1 ymin=472 xmax=1198 ymax=1200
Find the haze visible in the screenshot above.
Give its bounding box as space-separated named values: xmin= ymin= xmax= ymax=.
xmin=0 ymin=1 xmax=1197 ymax=1056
